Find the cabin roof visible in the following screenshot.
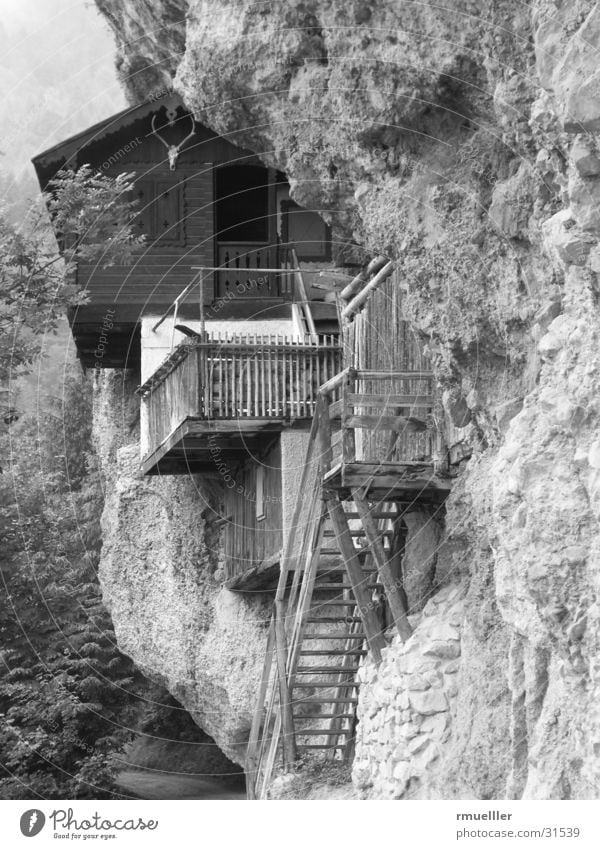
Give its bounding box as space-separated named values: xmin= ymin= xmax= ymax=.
xmin=31 ymin=93 xmax=221 ymax=170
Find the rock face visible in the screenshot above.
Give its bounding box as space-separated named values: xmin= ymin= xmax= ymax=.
xmin=94 ymin=0 xmax=600 ymax=797
xmin=92 ymin=371 xmax=271 ymax=765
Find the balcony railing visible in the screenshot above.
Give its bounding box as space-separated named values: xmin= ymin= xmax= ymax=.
xmin=138 ymin=333 xmax=342 ymax=457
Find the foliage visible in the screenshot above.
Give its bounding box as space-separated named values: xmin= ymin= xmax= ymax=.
xmin=0 ymin=371 xmax=145 ymax=799
xmin=0 ymin=165 xmax=142 ymax=383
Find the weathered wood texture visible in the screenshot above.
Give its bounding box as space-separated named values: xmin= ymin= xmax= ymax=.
xmin=223 ymin=441 xmax=283 ymax=580
xmin=345 ymin=271 xmax=436 ymax=463
xmin=141 ymin=334 xmax=342 ymax=459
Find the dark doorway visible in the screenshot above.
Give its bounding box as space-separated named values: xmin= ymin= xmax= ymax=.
xmin=214 ymin=165 xmax=276 ymax=298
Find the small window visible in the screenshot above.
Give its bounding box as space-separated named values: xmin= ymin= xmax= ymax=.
xmin=134 ymin=178 xmax=184 ymax=244
xmin=256 ymin=465 xmax=265 ymax=521
xmin=281 ymin=200 xmax=331 ymax=261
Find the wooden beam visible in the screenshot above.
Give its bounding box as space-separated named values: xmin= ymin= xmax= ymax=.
xmin=319 ymin=367 xmax=354 ymax=397
xmin=341 ymin=261 xmax=394 ymax=320
xmin=325 ymin=493 xmax=385 ymax=664
xmin=354 ymin=370 xmax=433 ymax=381
xmin=274 ymin=600 xmax=296 ymax=767
xmin=245 ymin=616 xmax=276 ymax=799
xmin=340 ymin=255 xmax=388 ymax=301
xmin=346 ymin=393 xmax=433 ymax=407
xmin=351 ymin=489 xmax=413 ymax=642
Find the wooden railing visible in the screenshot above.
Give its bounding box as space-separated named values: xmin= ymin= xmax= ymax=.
xmin=216 ymin=242 xmax=284 ymax=298
xmin=318 ymin=368 xmax=442 ymax=473
xmin=138 ymin=334 xmax=342 ymax=455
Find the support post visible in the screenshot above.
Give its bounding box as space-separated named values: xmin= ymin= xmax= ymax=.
xmin=325 ymin=492 xmax=385 ymax=664
xmin=274 ymin=600 xmax=296 ymax=767
xmin=351 ymin=489 xmax=413 ymax=642
xmin=245 ymin=616 xmax=276 ymax=799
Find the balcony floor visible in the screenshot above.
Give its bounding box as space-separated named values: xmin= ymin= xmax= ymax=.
xmin=142 ymin=416 xmax=297 ymax=475
xmin=322 ymin=460 xmax=452 ymax=503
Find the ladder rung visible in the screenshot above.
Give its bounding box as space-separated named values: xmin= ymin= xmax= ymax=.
xmin=313 ymin=584 xmax=356 ymax=590
xmin=295 ymin=698 xmax=358 ymax=704
xmin=295 ymin=744 xmax=346 ymax=750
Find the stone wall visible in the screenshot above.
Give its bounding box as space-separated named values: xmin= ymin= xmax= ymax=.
xmin=353 ymin=584 xmax=465 ymax=799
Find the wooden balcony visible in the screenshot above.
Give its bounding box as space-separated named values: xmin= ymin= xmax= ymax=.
xmin=317 ymin=368 xmax=451 ymax=503
xmin=139 ymin=333 xmax=342 ymax=474
xmin=216 ymin=242 xmax=291 ymax=299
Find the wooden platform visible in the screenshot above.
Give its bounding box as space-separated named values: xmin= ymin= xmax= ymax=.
xmin=322 ymin=460 xmax=451 ymax=502
xmin=142 ymin=416 xmax=284 ymax=475
xmin=224 ymin=551 xmax=281 ymax=591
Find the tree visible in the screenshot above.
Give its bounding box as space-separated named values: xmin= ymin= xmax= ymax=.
xmin=0 ymin=167 xmax=145 ymax=798
xmin=0 ymin=165 xmax=142 ymax=383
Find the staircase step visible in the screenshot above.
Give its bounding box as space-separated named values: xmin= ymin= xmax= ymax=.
xmin=316 ymin=601 xmax=360 ymax=607
xmin=294 ymin=713 xmax=355 ymax=719
xmin=295 ymin=666 xmax=361 ymax=673
xmin=342 ymin=511 xmax=399 ymax=520
xmin=323 ymin=529 xmax=393 ymax=538
xmin=292 ymin=681 xmax=360 ymax=688
xmin=320 ymin=548 xmax=368 ymax=556
xmin=301 ymin=633 xmax=366 ymax=639
xmin=295 ymin=729 xmax=351 ymax=736
xmin=299 ymin=649 xmax=367 ymax=656
xmin=295 ymin=698 xmax=358 ymax=704
xmin=305 ymin=616 xmax=362 ymax=622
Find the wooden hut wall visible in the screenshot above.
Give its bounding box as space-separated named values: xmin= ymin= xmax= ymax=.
xmin=222 ymin=439 xmax=283 ymax=579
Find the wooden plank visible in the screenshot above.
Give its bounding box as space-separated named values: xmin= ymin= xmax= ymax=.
xmin=325 ymin=493 xmax=385 ymax=664
xmin=351 ymin=489 xmax=412 ymax=642
xmin=344 ymin=414 xmax=427 ymax=433
xmin=317 ymin=396 xmax=333 ymax=475
xmin=274 ymin=600 xmax=296 ymax=767
xmin=347 ymin=393 xmax=433 ymax=407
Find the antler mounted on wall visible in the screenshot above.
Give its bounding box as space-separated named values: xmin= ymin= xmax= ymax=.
xmin=151 ymin=114 xmax=196 ymax=171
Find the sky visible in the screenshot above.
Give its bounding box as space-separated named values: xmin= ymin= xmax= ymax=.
xmin=0 ymin=0 xmax=127 ymax=410
xmin=0 ymin=0 xmax=126 ymax=184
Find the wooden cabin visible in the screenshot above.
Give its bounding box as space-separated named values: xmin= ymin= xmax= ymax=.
xmin=33 ymin=93 xmax=343 ymax=587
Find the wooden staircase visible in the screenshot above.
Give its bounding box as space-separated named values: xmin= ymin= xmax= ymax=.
xmin=246 ymin=367 xmax=451 ymax=798
xmin=289 ymin=507 xmax=397 ymax=760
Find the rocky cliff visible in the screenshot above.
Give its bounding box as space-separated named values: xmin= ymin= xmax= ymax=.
xmin=94 ymin=0 xmax=600 ymax=798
